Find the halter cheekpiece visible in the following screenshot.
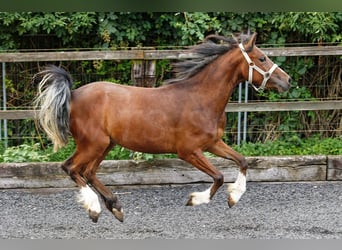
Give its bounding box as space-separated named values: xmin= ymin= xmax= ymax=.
xmin=239 ymin=43 xmax=278 ymax=91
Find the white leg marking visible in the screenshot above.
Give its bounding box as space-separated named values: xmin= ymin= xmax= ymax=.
xmin=77 ymin=185 xmax=101 ymax=214
xmin=189 ymin=186 xmax=212 ymax=206
xmin=227 ymin=172 xmax=246 ymax=204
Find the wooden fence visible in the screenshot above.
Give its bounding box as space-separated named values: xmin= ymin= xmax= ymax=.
xmin=1 ymin=155 xmax=341 ymax=188
xmin=1 ymin=100 xmax=342 ymax=120
xmin=0 ymin=45 xmax=342 ymax=120
xmin=1 ymin=45 xmax=341 ymax=62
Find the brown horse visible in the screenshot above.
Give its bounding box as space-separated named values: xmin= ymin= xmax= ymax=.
xmin=34 ymin=33 xmax=291 ymax=223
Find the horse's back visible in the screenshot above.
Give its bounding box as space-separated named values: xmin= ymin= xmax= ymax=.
xmin=69 ymin=81 xmax=181 ymax=153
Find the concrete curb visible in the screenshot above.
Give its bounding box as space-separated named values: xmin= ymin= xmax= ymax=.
xmin=0 ymin=155 xmax=341 ymax=188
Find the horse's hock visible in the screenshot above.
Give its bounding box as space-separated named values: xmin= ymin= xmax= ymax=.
xmin=0 ymin=155 xmax=340 ymax=189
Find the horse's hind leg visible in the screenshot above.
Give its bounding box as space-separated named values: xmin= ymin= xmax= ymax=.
xmin=62 ymin=156 xmax=102 ymax=222
xmin=84 ymin=168 xmax=124 ymax=222
xmin=77 ymin=135 xmax=124 ymax=222
xmin=81 ymin=142 xmax=124 ymax=222
xmin=207 ymin=139 xmax=248 ymax=207
xmin=62 ymin=137 xmax=123 ymax=223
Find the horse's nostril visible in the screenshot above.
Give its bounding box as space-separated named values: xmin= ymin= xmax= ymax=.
xmin=288 ymin=78 xmax=292 ymax=84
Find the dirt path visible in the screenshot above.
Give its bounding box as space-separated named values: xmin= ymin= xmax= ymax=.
xmin=0 ymin=182 xmax=341 ymax=239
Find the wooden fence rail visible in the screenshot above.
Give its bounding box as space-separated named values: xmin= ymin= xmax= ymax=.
xmin=0 ymin=45 xmax=341 ymax=62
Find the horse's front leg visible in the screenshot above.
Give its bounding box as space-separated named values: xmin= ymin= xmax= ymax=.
xmin=178 ymin=149 xmax=224 ymax=206
xmin=207 ymin=139 xmax=248 ymax=207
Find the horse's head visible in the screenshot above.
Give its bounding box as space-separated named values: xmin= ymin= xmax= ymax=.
xmin=239 ymin=33 xmax=291 ymax=92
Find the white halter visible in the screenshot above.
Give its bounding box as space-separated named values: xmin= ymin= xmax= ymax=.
xmin=239 ymin=43 xmax=278 ymax=91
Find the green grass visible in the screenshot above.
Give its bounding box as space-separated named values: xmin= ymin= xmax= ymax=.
xmin=233 ymin=135 xmax=342 ymax=156
xmin=1 ymin=135 xmax=341 ymax=163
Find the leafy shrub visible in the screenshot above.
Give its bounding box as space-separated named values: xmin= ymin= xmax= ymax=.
xmin=1 ymin=136 xmax=341 ymax=163
xmin=234 ymin=135 xmax=342 ymax=156
xmin=1 ymin=143 xmax=49 ymax=162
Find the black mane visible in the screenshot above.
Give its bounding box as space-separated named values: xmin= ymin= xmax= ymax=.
xmin=166 ymin=34 xmax=250 ymax=84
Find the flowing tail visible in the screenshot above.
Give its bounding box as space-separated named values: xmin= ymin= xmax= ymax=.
xmin=33 ymin=65 xmax=73 ymax=152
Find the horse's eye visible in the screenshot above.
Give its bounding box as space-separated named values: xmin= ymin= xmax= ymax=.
xmin=259 ymin=57 xmax=266 ymax=62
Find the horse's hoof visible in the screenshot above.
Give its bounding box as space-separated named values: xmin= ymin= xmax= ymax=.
xmin=227 ymin=181 xmax=245 ymax=208
xmin=186 ymin=198 xmax=193 ymax=206
xmin=227 ymin=195 xmax=236 ymax=208
xmin=112 ymin=208 xmax=124 ymax=222
xmin=89 ymin=210 xmax=100 ymax=223
xmin=185 ymin=191 xmax=210 ymax=206
xmin=185 ymin=193 xmax=195 ymax=206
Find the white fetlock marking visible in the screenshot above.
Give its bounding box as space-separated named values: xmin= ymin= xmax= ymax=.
xmin=77 ymin=185 xmax=101 ymax=214
xmin=227 ymin=172 xmax=246 ymax=204
xmin=190 ymin=186 xmax=212 ymax=206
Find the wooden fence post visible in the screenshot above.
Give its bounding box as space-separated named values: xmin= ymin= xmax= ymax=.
xmin=131 ymin=59 xmax=156 ymax=87
xmin=131 ymin=47 xmax=156 ymax=87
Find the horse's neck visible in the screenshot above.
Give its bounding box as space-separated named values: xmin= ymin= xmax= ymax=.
xmin=183 ymin=59 xmax=241 ymax=114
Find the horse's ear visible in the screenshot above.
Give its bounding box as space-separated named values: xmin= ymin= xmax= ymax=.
xmin=245 ymin=33 xmax=257 ymax=50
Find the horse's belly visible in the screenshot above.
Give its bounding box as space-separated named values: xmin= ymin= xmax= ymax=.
xmin=109 ymin=114 xmax=177 ymax=154
xmin=116 ymin=130 xmax=176 ymax=154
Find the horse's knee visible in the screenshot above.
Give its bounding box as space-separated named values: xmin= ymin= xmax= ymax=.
xmin=215 ymin=173 xmax=224 ymax=186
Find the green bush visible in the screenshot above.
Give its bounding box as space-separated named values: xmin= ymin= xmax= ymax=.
xmin=234 ymin=135 xmax=342 ymax=156
xmin=0 ymin=135 xmax=341 ymax=163
xmin=1 ymin=143 xmax=49 ymax=162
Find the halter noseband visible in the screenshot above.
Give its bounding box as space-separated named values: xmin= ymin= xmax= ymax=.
xmin=239 ymin=43 xmax=278 ymax=91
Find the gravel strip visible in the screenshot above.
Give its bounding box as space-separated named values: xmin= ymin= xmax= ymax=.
xmin=0 ymin=182 xmax=341 ymax=239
